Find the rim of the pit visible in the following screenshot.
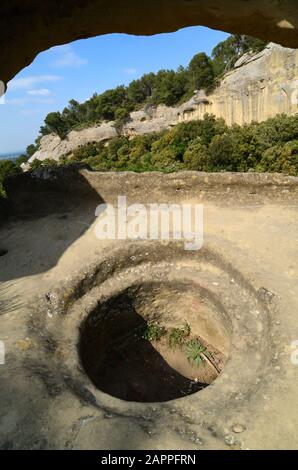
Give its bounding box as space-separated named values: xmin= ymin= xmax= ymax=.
xmin=39 ymin=241 xmax=274 ymax=421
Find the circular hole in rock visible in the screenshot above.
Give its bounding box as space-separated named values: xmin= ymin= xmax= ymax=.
xmin=79 ymin=282 xmax=231 ymax=403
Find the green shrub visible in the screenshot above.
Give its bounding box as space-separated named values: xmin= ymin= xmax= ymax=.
xmin=183 ymin=138 xmax=209 ymax=170
xmin=0 ymin=160 xmax=21 ymax=198
xmin=168 ymin=323 xmax=191 ymax=349
xmin=188 ymin=53 xmax=215 ymax=93
xmin=141 ymin=323 xmax=166 ymax=342
xmin=114 ymin=107 xmax=131 ymax=132
xmin=208 ymin=134 xmax=238 ymax=171
xmin=27 ymin=34 xmax=267 ymax=150
xmin=185 ymin=339 xmax=210 ymax=367
xmin=27 ymin=114 xmax=298 ymax=177
xmin=151 ymin=69 xmax=188 ymax=107
xmin=29 ymin=159 xmax=59 ymax=170
xmin=15 ymin=154 xmax=29 ymax=166
xmin=257 ymin=140 xmax=298 ymax=176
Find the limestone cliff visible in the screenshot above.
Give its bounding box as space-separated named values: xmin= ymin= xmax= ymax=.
xmin=30 ymin=43 xmax=298 ymax=164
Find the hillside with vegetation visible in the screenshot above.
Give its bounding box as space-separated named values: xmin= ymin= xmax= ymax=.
xmin=28 ymin=34 xmax=267 ymax=147
xmin=28 ymin=114 xmax=298 ymax=176
xmin=2 ymin=34 xmax=298 ymax=204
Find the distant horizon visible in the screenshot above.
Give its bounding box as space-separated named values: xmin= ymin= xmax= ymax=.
xmin=0 ymin=150 xmax=25 ymax=158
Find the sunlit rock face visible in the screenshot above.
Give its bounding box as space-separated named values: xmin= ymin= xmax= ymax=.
xmin=176 ymin=43 xmax=298 ymax=126
xmin=30 ymin=124 xmax=118 ymax=163
xmin=30 ymin=43 xmax=298 ymax=163
xmin=1 ymin=0 xmax=298 ymax=85
xmin=127 ymin=44 xmax=298 ymax=127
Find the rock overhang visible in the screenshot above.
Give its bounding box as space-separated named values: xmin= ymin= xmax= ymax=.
xmin=1 ymin=0 xmax=298 ymax=86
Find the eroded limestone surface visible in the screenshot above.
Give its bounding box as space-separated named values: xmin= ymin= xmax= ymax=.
xmin=0 ymin=168 xmax=298 ymax=449
xmin=1 ymin=0 xmax=298 ymax=85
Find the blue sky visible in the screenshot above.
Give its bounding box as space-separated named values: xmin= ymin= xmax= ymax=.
xmin=0 ymin=26 xmax=229 ymax=154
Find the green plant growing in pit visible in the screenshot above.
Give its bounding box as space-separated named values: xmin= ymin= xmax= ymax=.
xmin=186 ymin=339 xmax=210 ymax=367
xmin=168 ymin=323 xmax=191 ymax=349
xmin=142 ymin=323 xmax=166 ymax=342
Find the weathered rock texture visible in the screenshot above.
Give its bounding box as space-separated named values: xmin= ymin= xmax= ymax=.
xmin=30 ymin=43 xmax=298 ymax=163
xmin=29 ymin=124 xmax=118 ymax=163
xmin=1 ymin=167 xmax=298 ymax=449
xmin=1 ymin=0 xmax=298 ymax=86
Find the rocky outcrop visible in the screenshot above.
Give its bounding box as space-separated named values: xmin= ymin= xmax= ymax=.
xmin=177 ymin=43 xmax=298 ymax=126
xmin=30 ymin=123 xmax=118 ymax=163
xmin=1 ymin=0 xmax=298 ymax=86
xmin=30 ymin=43 xmax=298 ymax=163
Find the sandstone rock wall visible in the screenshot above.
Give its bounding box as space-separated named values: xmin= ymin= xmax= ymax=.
xmin=2 ymin=0 xmax=298 ymax=86
xmin=30 ymin=123 xmax=118 ymax=163
xmin=30 ymin=43 xmax=298 ymax=163
xmin=188 ymin=43 xmax=298 ymax=126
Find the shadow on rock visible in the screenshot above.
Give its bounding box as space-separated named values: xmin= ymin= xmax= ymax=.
xmin=0 ymin=164 xmax=104 ymax=282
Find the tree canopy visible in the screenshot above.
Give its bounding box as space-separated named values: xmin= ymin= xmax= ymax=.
xmin=30 ymin=114 xmax=298 ymax=176
xmin=33 ymin=34 xmax=268 ymax=141
xmin=1 ymin=113 xmax=297 ymax=209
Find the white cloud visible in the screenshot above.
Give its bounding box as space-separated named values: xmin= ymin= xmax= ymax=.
xmin=51 ymin=45 xmax=87 ymax=68
xmin=124 ymin=67 xmax=137 ymax=75
xmin=27 ymin=88 xmax=51 ymax=96
xmin=8 ymin=75 xmax=61 ymax=91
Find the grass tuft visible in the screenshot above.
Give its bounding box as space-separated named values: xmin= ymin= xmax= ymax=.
xmin=141 ymin=322 xmax=166 ymax=342
xmin=168 ymin=323 xmax=191 ymax=349
xmin=186 ymin=339 xmax=210 ymax=367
